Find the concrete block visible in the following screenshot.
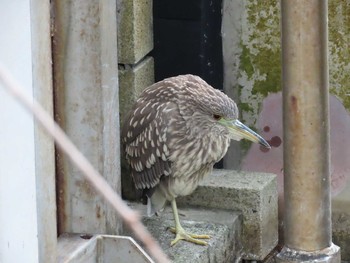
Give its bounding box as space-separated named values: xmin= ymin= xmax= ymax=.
xmin=119 ymin=56 xmax=154 ymax=200
xmin=125 ymin=202 xmax=242 ymax=263
xmin=117 ymin=0 xmax=153 ymax=64
xmin=177 ymin=169 xmax=278 ymax=260
xmin=119 ymin=56 xmax=154 ymax=120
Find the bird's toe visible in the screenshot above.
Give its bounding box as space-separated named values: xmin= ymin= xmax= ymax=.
xmin=168 ymin=227 xmax=210 ymax=246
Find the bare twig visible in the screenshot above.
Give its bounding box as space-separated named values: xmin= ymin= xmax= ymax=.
xmin=0 ymin=64 xmax=170 ymax=263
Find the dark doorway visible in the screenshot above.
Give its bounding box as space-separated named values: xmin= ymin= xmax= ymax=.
xmin=152 ymin=0 xmax=223 ymax=90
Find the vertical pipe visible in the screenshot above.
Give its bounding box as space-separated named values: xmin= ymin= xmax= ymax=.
xmin=282 ymin=0 xmax=330 ymax=250
xmin=277 ymin=0 xmax=340 ymax=261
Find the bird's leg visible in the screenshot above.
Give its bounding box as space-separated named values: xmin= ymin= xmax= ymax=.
xmin=169 ymin=199 xmax=210 ymax=246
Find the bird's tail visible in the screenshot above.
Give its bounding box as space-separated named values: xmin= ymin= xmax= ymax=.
xmin=147 ymin=188 xmax=167 ymax=217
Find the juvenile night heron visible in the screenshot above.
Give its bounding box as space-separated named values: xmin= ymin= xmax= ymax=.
xmin=122 ymin=74 xmax=270 ymax=246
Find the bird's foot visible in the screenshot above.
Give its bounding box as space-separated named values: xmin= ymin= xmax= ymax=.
xmin=168 ymin=226 xmax=210 ymax=246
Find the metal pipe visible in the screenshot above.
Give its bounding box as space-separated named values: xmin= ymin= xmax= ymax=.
xmin=277 ymin=0 xmax=340 ymax=261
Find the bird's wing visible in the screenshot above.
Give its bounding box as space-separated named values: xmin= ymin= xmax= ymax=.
xmin=121 ymin=99 xmax=174 ymax=190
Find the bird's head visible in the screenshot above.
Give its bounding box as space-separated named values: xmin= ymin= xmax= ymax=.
xmin=216 ymin=116 xmax=271 ymax=148
xmin=206 ymin=98 xmax=270 ymax=149
xmin=180 ymin=75 xmax=270 ymax=149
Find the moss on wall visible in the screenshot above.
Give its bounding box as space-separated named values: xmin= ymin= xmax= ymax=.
xmin=232 ymin=3 xmax=350 ymax=257
xmin=237 ymin=0 xmax=281 ymax=128
xmin=328 ymin=1 xmax=350 ymax=111
xmin=237 ymin=0 xmax=281 ymax=151
xmin=236 ymin=0 xmax=350 ymax=152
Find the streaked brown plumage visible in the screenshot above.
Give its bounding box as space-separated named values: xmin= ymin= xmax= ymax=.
xmin=122 ymin=74 xmax=270 ymax=246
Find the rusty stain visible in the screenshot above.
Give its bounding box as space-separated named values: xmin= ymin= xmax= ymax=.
xmin=51 ymin=0 xmax=70 ymax=235
xmin=270 ymin=136 xmax=282 ymax=147
xmin=291 ymin=95 xmax=298 ymax=111
xmin=259 ymin=145 xmax=270 ymax=153
xmin=55 ymin=150 xmax=67 ymax=235
xmin=259 ymin=134 xmax=282 ymax=152
xmin=51 ymin=0 xmax=123 ymax=236
xmin=289 ymin=95 xmax=302 ymax=133
xmin=75 ymin=179 xmax=97 ymax=196
xmin=96 ymin=204 xmax=102 ymax=218
xmin=51 ymin=0 xmax=104 ymax=234
xmin=263 ymin=125 xmax=270 ymax=132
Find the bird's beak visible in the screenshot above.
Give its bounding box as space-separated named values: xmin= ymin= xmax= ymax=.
xmin=222 ymin=119 xmax=271 ymax=149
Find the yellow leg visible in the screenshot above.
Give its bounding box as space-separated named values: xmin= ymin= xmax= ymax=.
xmin=169 ymin=199 xmax=210 ymax=246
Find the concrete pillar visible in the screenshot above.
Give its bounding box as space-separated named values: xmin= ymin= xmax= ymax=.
xmin=52 ymin=0 xmax=122 ymax=235
xmin=277 ymin=1 xmax=340 ymax=261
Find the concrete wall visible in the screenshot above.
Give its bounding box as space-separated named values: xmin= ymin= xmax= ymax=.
xmin=222 ymin=0 xmax=350 ymax=258
xmin=0 ymin=0 xmax=56 ymax=262
xmin=117 ymin=0 xmax=155 ymax=121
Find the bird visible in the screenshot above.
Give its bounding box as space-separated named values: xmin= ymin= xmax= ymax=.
xmin=121 ymin=74 xmax=270 ymax=246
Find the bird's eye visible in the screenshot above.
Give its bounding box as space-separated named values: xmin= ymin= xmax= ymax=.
xmin=213 ymin=114 xmax=222 ymax=120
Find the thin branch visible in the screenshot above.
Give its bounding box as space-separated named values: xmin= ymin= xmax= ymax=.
xmin=0 ymin=64 xmax=170 ymax=263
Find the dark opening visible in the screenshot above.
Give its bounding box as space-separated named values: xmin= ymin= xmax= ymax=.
xmin=152 ymin=0 xmax=224 ymax=168
xmin=152 ymin=0 xmax=223 ymax=90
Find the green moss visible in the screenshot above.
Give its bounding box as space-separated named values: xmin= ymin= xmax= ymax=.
xmin=239 ymin=44 xmax=255 ymax=79
xmin=239 ymin=102 xmax=254 ymax=113
xmin=238 ymin=0 xmax=281 ymax=120
xmin=240 ymin=139 xmax=253 ymax=153
xmin=246 ymin=1 xmax=281 ymax=97
xmin=240 ymin=0 xmax=350 ymax=114
xmin=328 ymin=1 xmax=350 ymax=111
xmin=236 ymin=0 xmax=281 ymax=157
xmin=236 ymin=0 xmax=350 ymax=159
xmin=331 ymin=89 xmax=350 ymax=111
xmin=251 ymin=47 xmax=281 ymax=97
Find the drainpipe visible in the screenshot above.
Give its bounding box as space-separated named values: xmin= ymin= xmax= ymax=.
xmin=277 ymin=1 xmax=340 ymax=262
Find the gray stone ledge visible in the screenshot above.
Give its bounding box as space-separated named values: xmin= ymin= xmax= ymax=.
xmin=125 ymin=202 xmax=242 ymax=263
xmin=177 ymin=169 xmax=278 ymax=260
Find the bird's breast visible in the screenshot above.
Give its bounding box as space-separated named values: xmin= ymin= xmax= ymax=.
xmin=162 ymin=126 xmax=231 ymax=199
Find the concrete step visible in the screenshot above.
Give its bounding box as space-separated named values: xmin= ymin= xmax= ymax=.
xmin=125 ymin=202 xmax=242 ymax=263
xmin=177 ymin=169 xmax=278 ymax=260
xmin=124 ymin=169 xmax=278 ymax=262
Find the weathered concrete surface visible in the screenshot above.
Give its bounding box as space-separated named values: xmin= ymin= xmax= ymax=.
xmin=119 ymin=57 xmax=154 ymax=201
xmin=117 ymin=0 xmax=153 ymax=64
xmin=222 ymin=0 xmax=350 ymax=256
xmin=119 ymin=56 xmax=154 ymax=121
xmin=222 ymin=0 xmax=350 ymax=146
xmin=125 ymin=202 xmax=242 ymax=263
xmin=177 ymin=169 xmax=278 ymax=260
xmin=332 ymin=181 xmax=350 ymax=261
xmin=52 ymin=0 xmax=121 ymax=235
